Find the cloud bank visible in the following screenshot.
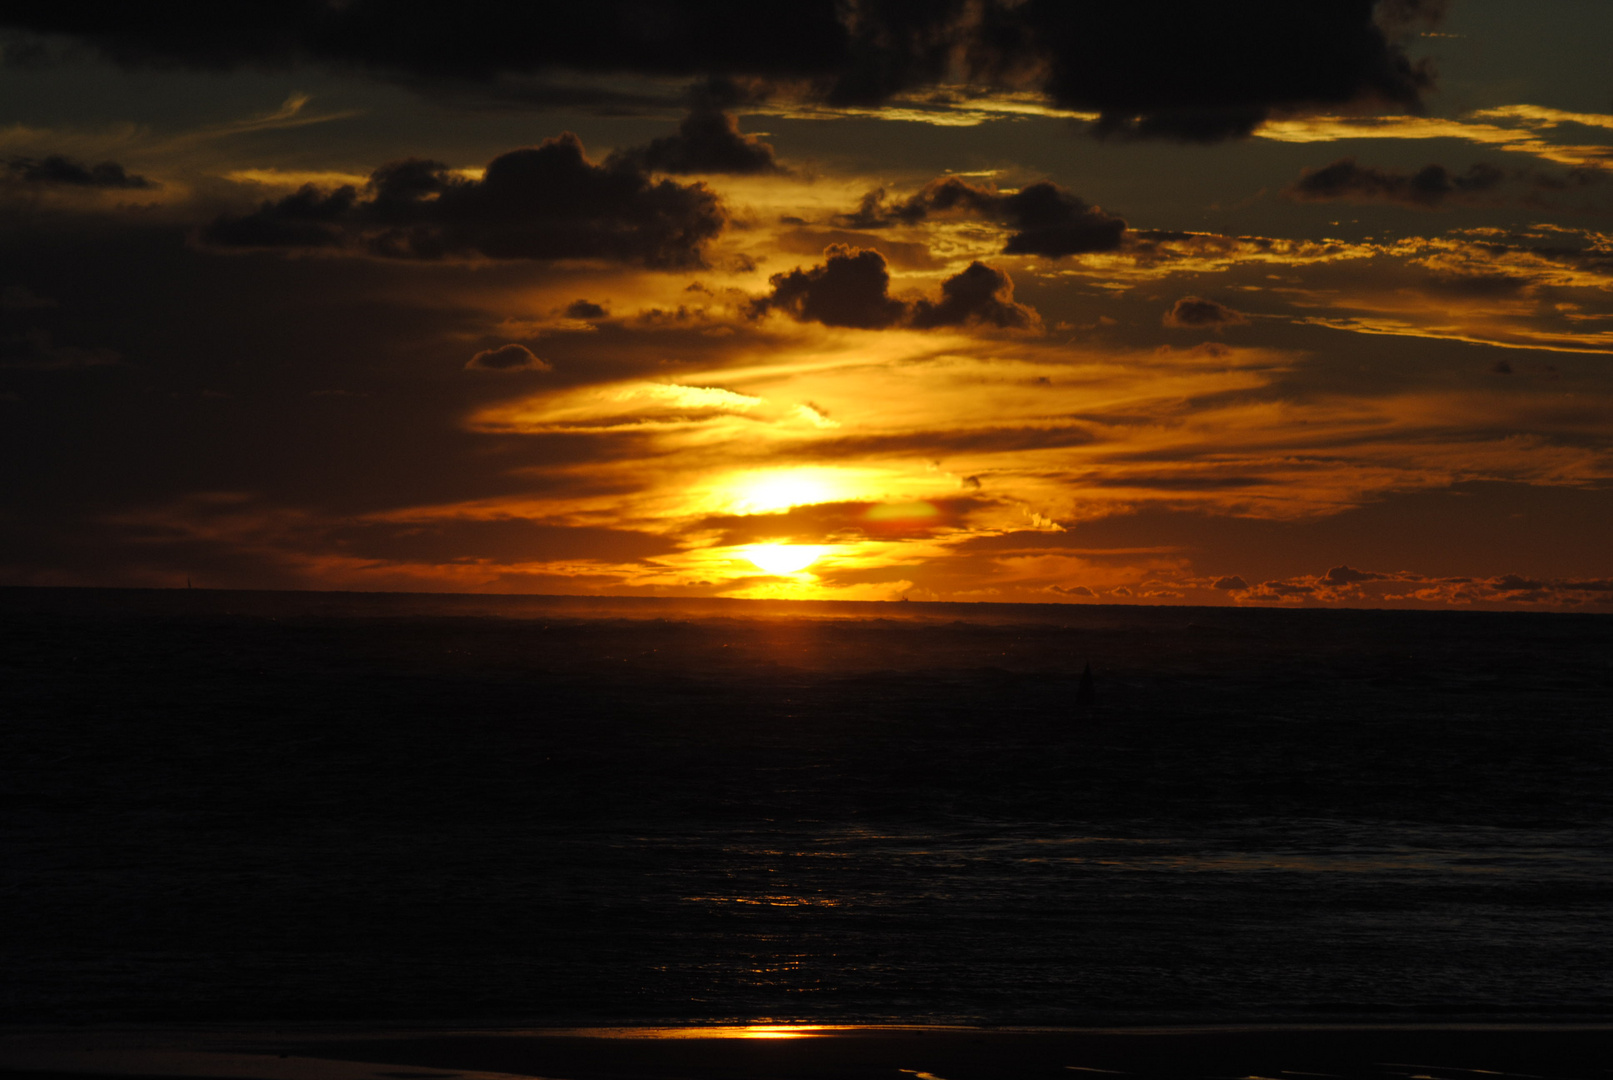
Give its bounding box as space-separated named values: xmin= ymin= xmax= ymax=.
xmin=4 ymin=155 xmax=152 ymax=189
xmin=841 ymin=177 xmax=1127 ymax=257
xmin=752 ymin=246 xmax=1039 ymax=330
xmin=203 ymin=133 xmax=724 ymax=267
xmin=3 ymin=1 xmax=1443 ymax=140
xmin=1286 ymin=157 xmax=1506 ymax=207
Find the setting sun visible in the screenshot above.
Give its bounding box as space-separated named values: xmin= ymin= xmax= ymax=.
xmin=3 ymin=4 xmax=1610 ymax=611
xmin=744 ymin=544 xmax=827 ymax=575
xmin=6 ymin=0 xmax=1612 ymax=1065
xmin=728 ymin=469 xmax=843 ymax=514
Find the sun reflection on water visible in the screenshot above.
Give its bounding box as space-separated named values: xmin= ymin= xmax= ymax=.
xmin=553 ymin=1025 xmax=844 ymax=1039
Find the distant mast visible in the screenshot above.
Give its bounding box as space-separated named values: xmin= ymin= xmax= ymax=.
xmin=1075 ymin=661 xmax=1095 ymax=713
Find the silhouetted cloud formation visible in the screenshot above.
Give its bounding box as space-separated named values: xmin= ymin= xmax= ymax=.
xmin=1030 ymin=2 xmax=1442 ymax=140
xmin=4 ymin=154 xmax=152 ymax=188
xmin=1323 ymin=564 xmax=1384 ymax=584
xmin=467 ymin=343 xmax=551 ymax=371
xmin=995 ymin=183 xmax=1128 ymax=256
xmin=610 ymin=102 xmax=781 ymax=175
xmin=753 ymin=245 xmax=909 ymax=328
xmin=202 ymin=133 xmax=723 ymax=266
xmin=910 ymin=261 xmax=1040 ymax=330
xmin=1164 ymin=296 xmax=1247 ymax=328
xmin=3 ymin=1 xmax=1442 ymax=141
xmin=1529 ymin=164 xmax=1611 ymax=195
xmin=1286 ymin=157 xmax=1506 ymax=207
xmin=841 ymin=177 xmax=1126 ymax=257
xmin=564 ymin=300 xmax=608 ymax=319
xmin=752 ymin=246 xmax=1038 ymax=330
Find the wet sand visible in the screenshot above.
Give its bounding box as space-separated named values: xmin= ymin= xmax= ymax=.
xmin=4 ymin=1025 xmax=1611 ymax=1080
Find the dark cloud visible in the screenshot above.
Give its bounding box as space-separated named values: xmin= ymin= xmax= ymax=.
xmin=1285 ymin=157 xmax=1506 ymax=208
xmin=752 ymin=245 xmax=908 ymax=328
xmin=1559 ymin=578 xmax=1613 ymax=593
xmin=1489 ymin=573 xmax=1545 ymax=593
xmin=564 ymin=300 xmax=608 ymax=319
xmin=1212 ymin=575 xmax=1249 ymax=590
xmin=5 ymin=154 xmax=152 ymax=188
xmin=1163 ymin=296 xmax=1247 ymax=328
xmin=841 ymin=177 xmax=1126 ymax=258
xmin=1252 ymin=580 xmax=1317 ymax=598
xmin=466 ymin=343 xmax=550 ymax=372
xmin=751 ymin=246 xmax=1038 ymax=330
xmin=202 ymin=133 xmax=724 ymax=267
xmin=202 ymin=184 xmax=358 ymax=249
xmin=998 ymin=183 xmax=1128 ymax=256
xmin=910 ymin=261 xmax=1040 ymax=330
xmin=1014 ymin=1 xmax=1441 ymax=141
xmin=610 ymin=102 xmax=781 ymax=175
xmin=0 ymin=3 xmax=852 ymax=90
xmin=3 ymin=1 xmax=1441 ymax=141
xmin=1323 ymin=564 xmax=1383 ymax=584
xmin=1529 ymin=164 xmax=1612 ymax=193
xmin=836 ymin=188 xmax=895 ymax=230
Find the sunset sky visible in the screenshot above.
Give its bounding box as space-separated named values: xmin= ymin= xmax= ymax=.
xmin=3 ymin=1 xmax=1611 ymax=608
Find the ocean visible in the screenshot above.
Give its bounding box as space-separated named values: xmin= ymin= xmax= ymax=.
xmin=2 ymin=587 xmax=1610 ymax=1029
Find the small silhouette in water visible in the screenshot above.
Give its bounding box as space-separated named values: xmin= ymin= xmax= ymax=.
xmin=1075 ymin=661 xmax=1095 ymax=712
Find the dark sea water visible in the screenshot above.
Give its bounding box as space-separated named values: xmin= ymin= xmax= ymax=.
xmin=2 ymin=588 xmax=1610 ymax=1028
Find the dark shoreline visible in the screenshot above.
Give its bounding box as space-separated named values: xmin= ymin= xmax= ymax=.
xmin=6 ymin=584 xmax=1611 ymax=622
xmin=5 ymin=1023 xmax=1613 ymax=1080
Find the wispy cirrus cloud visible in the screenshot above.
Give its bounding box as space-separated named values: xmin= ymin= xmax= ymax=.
xmin=1254 ymin=106 xmax=1613 ymax=168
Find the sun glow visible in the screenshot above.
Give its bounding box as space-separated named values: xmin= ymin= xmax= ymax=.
xmin=728 ymin=468 xmax=844 ymax=513
xmin=745 ymin=544 xmax=827 ymax=575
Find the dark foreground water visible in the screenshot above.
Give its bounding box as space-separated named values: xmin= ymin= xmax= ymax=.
xmin=2 ymin=588 xmax=1610 ymax=1027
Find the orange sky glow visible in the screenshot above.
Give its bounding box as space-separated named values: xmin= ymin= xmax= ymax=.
xmin=2 ymin=1 xmax=1611 ymax=609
